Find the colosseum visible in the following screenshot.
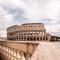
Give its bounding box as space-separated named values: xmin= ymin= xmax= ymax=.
xmin=7 ymin=23 xmax=51 ymax=41
xmin=0 ymin=23 xmax=57 ymax=60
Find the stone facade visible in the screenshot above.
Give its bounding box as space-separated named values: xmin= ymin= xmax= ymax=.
xmin=0 ymin=23 xmax=52 ymax=60
xmin=7 ymin=23 xmax=51 ymax=41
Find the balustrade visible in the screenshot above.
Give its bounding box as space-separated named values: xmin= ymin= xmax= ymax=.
xmin=0 ymin=45 xmax=29 ymax=60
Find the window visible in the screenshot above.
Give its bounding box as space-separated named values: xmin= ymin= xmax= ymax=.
xmin=27 ymin=33 xmax=29 ymax=35
xmin=37 ymin=38 xmax=39 ymax=41
xmin=19 ymin=38 xmax=20 ymax=40
xmin=46 ymin=38 xmax=48 ymax=40
xmin=27 ymin=38 xmax=29 ymax=41
xmin=43 ymin=38 xmax=45 ymax=40
xmin=24 ymin=38 xmax=26 ymax=39
xmin=30 ymin=33 xmax=32 ymax=35
xmin=30 ymin=38 xmax=33 ymax=41
xmin=19 ymin=34 xmax=21 ymax=36
xmin=34 ymin=38 xmax=36 ymax=41
xmin=40 ymin=38 xmax=42 ymax=40
xmin=22 ymin=34 xmax=23 ymax=36
xmin=24 ymin=37 xmax=26 ymax=41
xmin=37 ymin=33 xmax=39 ymax=35
xmin=21 ymin=38 xmax=23 ymax=40
xmin=24 ymin=33 xmax=26 ymax=35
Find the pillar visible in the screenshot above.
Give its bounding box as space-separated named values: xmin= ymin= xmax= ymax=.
xmin=21 ymin=52 xmax=25 ymax=60
xmin=26 ymin=53 xmax=31 ymax=60
xmin=13 ymin=49 xmax=17 ymax=57
xmin=10 ymin=48 xmax=14 ymax=55
xmin=16 ymin=50 xmax=21 ymax=59
xmin=45 ymin=36 xmax=46 ymax=41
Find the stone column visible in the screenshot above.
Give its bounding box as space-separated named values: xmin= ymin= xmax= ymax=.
xmin=11 ymin=56 xmax=14 ymax=60
xmin=16 ymin=50 xmax=21 ymax=59
xmin=14 ymin=58 xmax=17 ymax=60
xmin=26 ymin=53 xmax=31 ymax=60
xmin=45 ymin=36 xmax=46 ymax=41
xmin=10 ymin=48 xmax=14 ymax=55
xmin=42 ymin=36 xmax=43 ymax=41
xmin=21 ymin=52 xmax=25 ymax=60
xmin=27 ymin=54 xmax=31 ymax=60
xmin=39 ymin=37 xmax=40 ymax=41
xmin=26 ymin=37 xmax=27 ymax=41
xmin=13 ymin=49 xmax=17 ymax=57
xmin=23 ymin=37 xmax=24 ymax=41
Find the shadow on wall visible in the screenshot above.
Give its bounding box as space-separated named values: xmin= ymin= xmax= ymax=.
xmin=0 ymin=53 xmax=4 ymax=60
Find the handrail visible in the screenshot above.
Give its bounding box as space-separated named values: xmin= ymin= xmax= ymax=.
xmin=0 ymin=45 xmax=30 ymax=60
xmin=0 ymin=40 xmax=39 ymax=44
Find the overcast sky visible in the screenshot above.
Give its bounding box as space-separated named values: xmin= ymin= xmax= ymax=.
xmin=0 ymin=0 xmax=60 ymax=37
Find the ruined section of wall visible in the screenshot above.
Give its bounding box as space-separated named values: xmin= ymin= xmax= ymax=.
xmin=7 ymin=23 xmax=51 ymax=41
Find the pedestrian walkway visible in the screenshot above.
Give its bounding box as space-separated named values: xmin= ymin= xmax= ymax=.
xmin=31 ymin=41 xmax=60 ymax=60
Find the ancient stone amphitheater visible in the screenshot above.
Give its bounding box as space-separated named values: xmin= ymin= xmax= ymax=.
xmin=0 ymin=23 xmax=60 ymax=60
xmin=7 ymin=23 xmax=51 ymax=41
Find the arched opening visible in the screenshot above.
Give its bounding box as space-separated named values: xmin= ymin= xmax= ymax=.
xmin=40 ymin=38 xmax=42 ymax=41
xmin=30 ymin=38 xmax=33 ymax=41
xmin=27 ymin=38 xmax=29 ymax=41
xmin=37 ymin=38 xmax=39 ymax=41
xmin=24 ymin=37 xmax=26 ymax=41
xmin=34 ymin=38 xmax=36 ymax=41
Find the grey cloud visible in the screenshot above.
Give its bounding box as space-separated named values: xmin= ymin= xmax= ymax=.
xmin=0 ymin=4 xmax=28 ymax=24
xmin=0 ymin=0 xmax=60 ymax=37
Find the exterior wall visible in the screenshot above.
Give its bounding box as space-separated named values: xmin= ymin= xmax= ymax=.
xmin=7 ymin=23 xmax=51 ymax=41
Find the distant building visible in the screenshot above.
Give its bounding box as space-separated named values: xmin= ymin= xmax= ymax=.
xmin=7 ymin=23 xmax=51 ymax=41
xmin=50 ymin=36 xmax=60 ymax=41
